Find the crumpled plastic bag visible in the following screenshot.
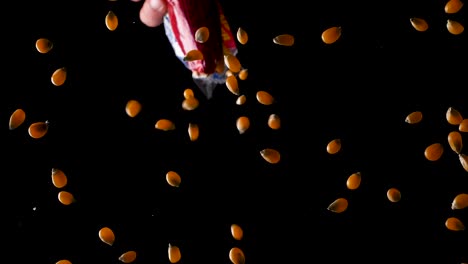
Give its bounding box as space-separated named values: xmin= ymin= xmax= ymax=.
xmin=163 ymin=0 xmax=238 ymax=99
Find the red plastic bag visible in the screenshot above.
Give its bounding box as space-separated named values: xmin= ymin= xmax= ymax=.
xmin=163 ymin=0 xmax=238 ymax=98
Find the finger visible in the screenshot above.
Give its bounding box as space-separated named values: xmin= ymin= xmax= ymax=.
xmin=139 ymin=0 xmax=167 ymax=27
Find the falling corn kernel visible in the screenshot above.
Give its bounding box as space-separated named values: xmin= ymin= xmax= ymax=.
xmin=58 ymin=190 xmax=75 ymax=205
xmin=321 ymin=26 xmax=342 ymax=44
xmin=445 ymin=0 xmax=464 ymax=13
xmin=451 ymin=193 xmax=468 ymax=209
xmin=184 ymin=49 xmax=204 ymax=61
xmin=9 ymin=108 xmax=26 ymax=130
xmin=195 ymin=26 xmax=210 ymax=43
xmin=447 ymin=19 xmax=464 ymax=35
xmin=236 ymin=27 xmax=248 ymax=45
xmin=410 ymin=17 xmax=429 ymax=32
xmin=459 ymin=153 xmax=468 ymax=172
xmin=346 ymin=172 xmax=362 ymax=190
xmin=99 ymin=226 xmax=115 ymax=246
xmin=226 ymin=75 xmax=240 ymax=95
xmin=229 ymin=247 xmax=245 ymax=264
xmin=236 ymin=95 xmax=246 ymax=105
xmin=238 ymin=68 xmax=248 ymax=80
xmin=168 ymin=244 xmax=181 ymax=263
xmin=182 ymin=97 xmax=199 ymax=111
xmin=459 ymin=119 xmax=468 ymax=132
xmin=56 ymin=260 xmax=72 ymax=264
xmin=268 ymin=114 xmax=281 ymax=130
xmin=445 ymin=217 xmax=465 ymax=231
xmin=51 ymin=168 xmax=67 ymax=188
xmin=446 ymin=107 xmax=464 ymax=125
xmin=273 ymin=34 xmax=295 ymax=46
xmin=183 ymin=88 xmax=195 ymax=99
xmin=155 ymin=119 xmax=175 ymax=131
xmin=256 ymin=91 xmax=274 ymax=105
xmin=35 ymin=38 xmax=53 ymax=54
xmin=231 ymin=224 xmax=243 ymax=240
xmin=387 ymin=187 xmax=401 ymax=202
xmin=28 ymin=121 xmax=49 ymax=139
xmin=327 ymin=197 xmax=348 ymax=213
xmin=166 ymin=171 xmax=181 ymax=187
xmin=424 ymin=143 xmax=444 ymax=161
xmin=51 ymin=67 xmax=67 ymax=86
xmin=224 ymin=54 xmax=241 ymax=73
xmin=125 ymin=99 xmax=142 ymax=117
xmin=236 ymin=116 xmax=250 ymax=134
xmin=188 ymin=123 xmax=199 ymax=141
xmin=119 ymin=250 xmax=137 ymax=263
xmin=215 ymin=59 xmax=226 ymax=74
xmin=327 ymin=138 xmax=342 ymax=154
xmin=448 ymin=131 xmax=463 ymax=154
xmin=405 ymin=111 xmax=423 ymax=124
xmin=260 ymin=148 xmax=281 ymax=164
xmin=105 ymin=11 xmax=118 ymax=31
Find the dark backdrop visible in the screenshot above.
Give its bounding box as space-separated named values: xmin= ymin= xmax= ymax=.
xmin=5 ymin=0 xmax=467 ymax=263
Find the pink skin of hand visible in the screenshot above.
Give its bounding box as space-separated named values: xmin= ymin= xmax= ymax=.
xmin=131 ymin=0 xmax=168 ymax=27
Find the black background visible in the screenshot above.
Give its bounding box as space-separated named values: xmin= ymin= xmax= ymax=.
xmin=5 ymin=0 xmax=468 ymax=263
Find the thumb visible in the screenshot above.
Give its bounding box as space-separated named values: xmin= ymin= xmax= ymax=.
xmin=139 ymin=0 xmax=167 ymax=27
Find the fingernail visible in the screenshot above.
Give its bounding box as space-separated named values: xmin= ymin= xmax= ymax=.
xmin=149 ymin=0 xmax=164 ymax=10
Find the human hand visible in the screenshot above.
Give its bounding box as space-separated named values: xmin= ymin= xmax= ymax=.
xmin=131 ymin=0 xmax=167 ymax=27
